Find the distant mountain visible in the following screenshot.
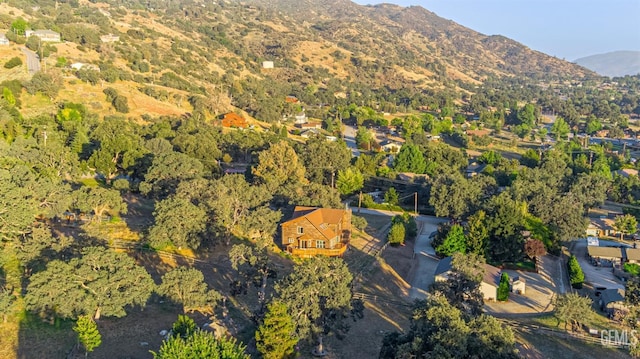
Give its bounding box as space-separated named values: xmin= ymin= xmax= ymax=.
xmin=574 ymin=51 xmax=640 ymax=77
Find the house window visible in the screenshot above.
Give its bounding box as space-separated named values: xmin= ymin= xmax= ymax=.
xmin=316 ymin=240 xmax=325 ymax=249
xmin=288 ymin=237 xmax=294 ymax=244
xmin=297 ymin=226 xmax=304 ymax=234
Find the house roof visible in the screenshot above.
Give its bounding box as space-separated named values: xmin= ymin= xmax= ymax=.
xmin=626 ymin=248 xmax=640 ymax=261
xmin=433 ymin=256 xmax=501 ymax=287
xmin=483 ymin=263 xmax=502 ymax=287
xmin=434 ymin=256 xmax=453 ymax=276
xmin=614 ymin=168 xmax=639 ymax=178
xmin=588 ymin=246 xmax=623 ymax=259
xmin=284 ymin=206 xmax=349 ymax=241
xmin=33 ymin=29 xmax=59 ymax=36
xmin=601 ymin=288 xmax=625 ymax=306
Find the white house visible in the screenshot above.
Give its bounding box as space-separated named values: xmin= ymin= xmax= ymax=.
xmin=262 ymin=61 xmax=274 ymax=69
xmin=25 ymin=29 xmax=60 ymax=42
xmin=434 ymin=257 xmax=502 ymax=301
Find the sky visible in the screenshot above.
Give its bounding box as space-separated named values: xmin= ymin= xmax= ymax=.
xmin=352 ymin=0 xmax=640 ymax=61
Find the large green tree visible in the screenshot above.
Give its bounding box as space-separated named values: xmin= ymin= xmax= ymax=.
xmin=140 ymin=152 xmax=204 ymax=199
xmin=336 ymin=167 xmax=364 ymax=195
xmin=554 ymin=293 xmax=594 ymax=331
xmin=430 ymin=172 xmax=483 ymax=220
xmin=73 ymin=186 xmax=127 ymax=222
xmin=157 ymin=267 xmax=221 ymax=315
xmin=435 ymin=224 xmax=467 ymax=257
xmin=26 ymin=247 xmax=154 ymax=320
xmin=298 ymin=134 xmax=351 ymax=185
xmin=275 ymin=256 xmax=352 ymax=340
xmin=614 ymin=214 xmax=638 ymax=240
xmin=394 ymin=144 xmax=427 ymax=174
xmin=380 ymin=295 xmax=518 ymax=358
xmin=148 ymin=195 xmax=208 ymax=249
xmin=252 ymin=141 xmax=306 ymax=193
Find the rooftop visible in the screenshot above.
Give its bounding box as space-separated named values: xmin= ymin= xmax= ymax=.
xmin=588 ymin=246 xmax=623 ymax=259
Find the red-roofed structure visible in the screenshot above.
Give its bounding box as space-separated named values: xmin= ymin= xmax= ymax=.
xmin=220 ymin=113 xmax=248 ymax=128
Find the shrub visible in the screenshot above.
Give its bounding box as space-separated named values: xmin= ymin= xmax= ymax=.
xmin=497 ymin=272 xmax=510 ymax=301
xmin=4 ymin=57 xmax=22 ymax=69
xmin=624 ymin=263 xmax=640 ymax=276
xmin=351 ymin=215 xmax=368 ymax=231
xmin=567 ymin=255 xmax=584 ymax=289
xmin=388 ymin=222 xmax=405 ymax=246
xmin=113 ymin=95 xmax=129 ymax=113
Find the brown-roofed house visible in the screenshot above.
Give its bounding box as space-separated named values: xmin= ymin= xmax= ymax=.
xmin=466 ymin=129 xmax=491 ymax=137
xmin=281 ymin=206 xmax=351 ymax=258
xmin=588 ymin=246 xmax=623 ymax=267
xmin=221 ymin=113 xmax=248 ymax=129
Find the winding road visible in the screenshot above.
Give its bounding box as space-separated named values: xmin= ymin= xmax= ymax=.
xmin=21 ymin=47 xmax=40 ymax=74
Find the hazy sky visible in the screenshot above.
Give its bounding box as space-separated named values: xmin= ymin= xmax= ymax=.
xmin=353 ymin=0 xmax=640 ymax=60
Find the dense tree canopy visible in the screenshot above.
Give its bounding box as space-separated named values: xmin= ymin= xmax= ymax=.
xmin=26 ymin=247 xmax=154 ymax=320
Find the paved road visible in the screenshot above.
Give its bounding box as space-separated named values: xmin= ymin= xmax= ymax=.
xmin=408 ymin=216 xmax=448 ymax=299
xmin=342 ymin=124 xmax=360 ymax=157
xmin=21 ymin=47 xmax=40 ymax=74
xmin=573 ymin=238 xmax=625 ymax=290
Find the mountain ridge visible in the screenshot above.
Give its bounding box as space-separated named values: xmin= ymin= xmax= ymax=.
xmin=574 ymin=51 xmax=640 ymax=77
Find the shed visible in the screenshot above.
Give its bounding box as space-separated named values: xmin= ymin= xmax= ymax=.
xmin=509 ymin=275 xmax=526 ymax=295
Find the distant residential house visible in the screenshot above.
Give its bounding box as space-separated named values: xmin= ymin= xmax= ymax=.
xmin=466 ymin=129 xmax=491 ymax=137
xmin=588 ymin=246 xmax=623 ymax=267
xmin=434 ymin=257 xmax=502 ymax=301
xmin=25 ymin=29 xmax=60 ymax=42
xmin=223 ymin=168 xmax=246 ymax=175
xmin=220 ymin=113 xmax=248 ymax=129
xmin=396 ymin=172 xmax=429 ymax=183
xmin=285 ymin=95 xmax=299 ymax=104
xmin=293 ymin=112 xmax=307 ymax=124
xmin=587 ymin=217 xmax=616 ymax=237
xmin=300 ymin=128 xmax=321 ymax=138
xmin=599 ymin=288 xmax=628 ymax=318
xmin=296 ymin=122 xmax=321 ymax=130
xmin=262 ymin=61 xmax=274 ymax=69
xmin=100 ymin=34 xmax=120 ymax=43
xmin=613 ymin=168 xmax=639 ymax=178
xmin=465 ymin=161 xmax=487 ymax=178
xmin=380 ymin=140 xmax=402 ymax=153
xmin=70 ymin=62 xmax=100 ymax=71
xmin=281 ymin=206 xmax=352 ymax=258
xmin=0 ymin=34 xmax=9 ymax=45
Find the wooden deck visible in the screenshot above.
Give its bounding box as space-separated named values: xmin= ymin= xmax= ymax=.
xmin=287 ymin=243 xmax=348 ymax=258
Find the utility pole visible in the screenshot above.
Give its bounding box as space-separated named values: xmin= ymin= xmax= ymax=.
xmin=331 ymin=171 xmax=335 ymax=189
xmin=589 ymin=151 xmax=594 ymax=167
xmin=358 ymin=191 xmax=362 ymax=213
xmin=414 ymin=192 xmax=418 ymax=215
